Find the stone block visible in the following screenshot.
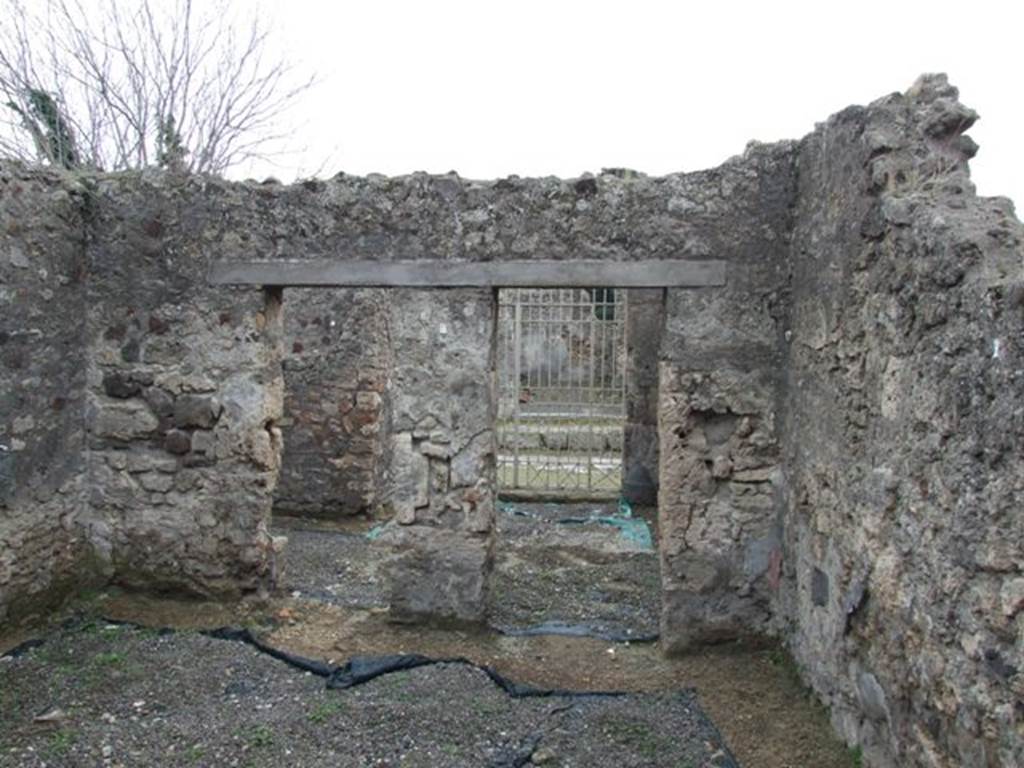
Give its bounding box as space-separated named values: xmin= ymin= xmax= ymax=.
xmin=93 ymin=401 xmax=159 ymax=440
xmin=164 ymin=430 xmax=192 ymax=455
xmin=173 ymin=395 xmax=221 ymax=429
xmin=811 ymin=567 xmax=829 ymax=607
xmin=390 ymin=432 xmax=430 ymax=522
xmin=102 ymin=372 xmax=146 ymax=399
xmin=385 ymin=527 xmax=491 ymax=626
xmin=660 ymin=588 xmax=763 ymax=654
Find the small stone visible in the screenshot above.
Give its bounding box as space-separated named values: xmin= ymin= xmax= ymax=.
xmin=164 ymin=430 xmax=192 ymax=455
xmin=1000 ymin=578 xmax=1024 ymax=618
xmin=532 ymin=747 xmax=558 ymax=764
xmin=174 ymin=395 xmax=221 ymax=429
xmin=190 ymin=430 xmax=215 ymax=455
xmin=144 ymin=387 xmax=175 ymax=418
xmin=856 ymin=671 xmax=890 ymax=722
xmin=103 ymin=372 xmax=143 ymax=399
xmin=11 ymin=415 xmax=34 ymax=435
xmin=355 ymin=391 xmax=381 ymax=410
xmin=93 ymin=401 xmax=159 ymax=440
xmin=138 ymin=472 xmax=174 ymax=493
xmin=811 ymin=567 xmax=829 ymax=607
xmin=419 ymin=442 xmax=451 ymax=459
xmin=33 ymin=707 xmax=67 ymax=723
xmin=711 ymin=455 xmax=733 ymax=479
xmin=8 ymin=245 xmax=29 ymax=268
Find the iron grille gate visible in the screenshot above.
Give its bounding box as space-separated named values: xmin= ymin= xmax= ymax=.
xmin=497 ymin=287 xmax=627 ymax=496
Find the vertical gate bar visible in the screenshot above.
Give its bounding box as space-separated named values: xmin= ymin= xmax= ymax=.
xmin=513 ymin=291 xmax=521 ymax=489
xmin=587 ymin=289 xmax=597 ymax=491
xmin=618 ymin=290 xmax=627 ymax=490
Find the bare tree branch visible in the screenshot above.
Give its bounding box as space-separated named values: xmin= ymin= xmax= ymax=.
xmin=0 ymin=0 xmax=315 ymax=174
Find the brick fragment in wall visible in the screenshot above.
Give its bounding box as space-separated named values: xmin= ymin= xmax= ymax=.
xmin=274 ymin=288 xmax=389 ymax=518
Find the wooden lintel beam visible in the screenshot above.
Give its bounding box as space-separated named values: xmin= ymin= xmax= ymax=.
xmin=208 ymin=259 xmax=726 ymax=288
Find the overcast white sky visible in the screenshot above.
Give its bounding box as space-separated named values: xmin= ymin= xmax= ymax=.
xmin=238 ymin=0 xmax=1022 ymax=208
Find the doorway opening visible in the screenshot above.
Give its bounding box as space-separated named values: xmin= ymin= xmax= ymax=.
xmin=496 ymin=287 xmax=627 ymax=499
xmin=268 ymin=283 xmax=662 ymax=641
xmin=491 ymin=286 xmax=659 ymax=640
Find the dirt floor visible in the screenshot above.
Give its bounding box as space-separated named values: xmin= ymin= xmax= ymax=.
xmin=488 ymin=501 xmax=661 ymax=641
xmin=0 ymin=498 xmax=859 ymax=768
xmin=1 ymin=618 xmax=737 ymax=768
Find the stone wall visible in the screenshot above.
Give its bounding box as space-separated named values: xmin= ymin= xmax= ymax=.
xmin=275 ymin=288 xmax=389 ymax=518
xmin=380 ymin=289 xmax=497 ymax=624
xmin=0 ymin=165 xmax=92 ymax=623
xmin=656 ymin=141 xmax=796 ymax=652
xmin=82 ymin=173 xmax=285 ymax=598
xmin=780 ymin=75 xmax=1023 ymax=767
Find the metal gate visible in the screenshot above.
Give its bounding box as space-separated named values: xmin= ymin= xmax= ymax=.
xmin=497 ymin=287 xmax=627 ymax=497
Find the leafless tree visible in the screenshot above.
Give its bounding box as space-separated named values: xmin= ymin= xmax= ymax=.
xmin=0 ymin=0 xmax=314 ymax=175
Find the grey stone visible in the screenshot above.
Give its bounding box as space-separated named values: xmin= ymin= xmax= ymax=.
xmin=856 ymin=672 xmax=890 ymax=723
xmin=173 ymin=395 xmax=221 ymax=429
xmin=385 ymin=528 xmax=491 ymax=626
xmin=144 ymin=387 xmax=175 ymax=418
xmin=811 ymin=567 xmax=829 ymax=607
xmin=93 ymin=401 xmax=159 ymax=440
xmin=164 ymin=430 xmax=192 ymax=455
xmin=102 ymin=372 xmax=149 ymax=399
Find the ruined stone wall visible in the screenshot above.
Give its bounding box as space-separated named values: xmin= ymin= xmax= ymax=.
xmin=275 ymin=288 xmax=389 ymax=518
xmin=205 ymin=167 xmax=796 ymax=624
xmin=0 ymin=166 xmax=92 ymax=623
xmin=83 ymin=173 xmax=284 ymax=598
xmin=780 ymin=76 xmax=1023 ymax=767
xmin=0 ymin=150 xmax=807 ymax=626
xmin=380 ymin=289 xmax=496 ymax=623
xmin=656 ymin=143 xmax=796 ymax=652
xmin=3 ymin=76 xmax=1019 ymax=768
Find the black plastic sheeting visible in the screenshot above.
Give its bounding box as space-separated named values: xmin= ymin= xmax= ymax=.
xmin=0 ymin=637 xmax=45 ymax=659
xmin=206 ymin=626 xmax=625 ymax=698
xmin=2 ymin=618 xmax=631 ymax=699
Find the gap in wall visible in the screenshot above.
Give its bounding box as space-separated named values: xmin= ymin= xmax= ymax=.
xmin=490 ymin=286 xmax=662 ymax=642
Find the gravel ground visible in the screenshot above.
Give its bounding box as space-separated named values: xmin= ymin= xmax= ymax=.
xmin=489 ymin=502 xmax=661 ymax=640
xmin=271 ymin=520 xmax=388 ymax=610
xmin=0 ymin=620 xmax=736 ymax=768
xmin=273 ymin=502 xmax=661 ymax=641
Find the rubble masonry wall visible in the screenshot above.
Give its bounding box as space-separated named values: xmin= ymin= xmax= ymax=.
xmin=780 ymin=76 xmax=1023 ymax=767
xmin=0 ymin=74 xmax=1021 ymax=766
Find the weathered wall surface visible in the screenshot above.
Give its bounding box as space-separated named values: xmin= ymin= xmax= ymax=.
xmin=204 ymin=167 xmax=787 ymax=265
xmin=780 ymin=75 xmax=1023 ymax=767
xmin=0 ymin=166 xmax=92 ymax=623
xmin=622 ymin=289 xmax=663 ymax=506
xmin=657 ymin=142 xmax=796 ymax=652
xmin=83 ymin=173 xmax=285 ymax=597
xmin=205 ymin=166 xmax=792 ymax=625
xmin=381 ymin=289 xmax=497 ymax=624
xmin=275 ymin=288 xmax=389 ymax=518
